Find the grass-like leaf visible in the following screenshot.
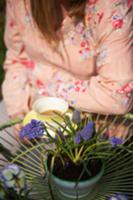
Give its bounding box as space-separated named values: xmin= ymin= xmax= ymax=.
xmin=0 ymin=114 xmax=133 ymax=200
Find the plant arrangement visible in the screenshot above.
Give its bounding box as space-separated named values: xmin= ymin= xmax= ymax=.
xmin=0 ymin=110 xmax=133 ymax=200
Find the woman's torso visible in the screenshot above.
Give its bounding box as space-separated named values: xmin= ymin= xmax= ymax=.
xmin=12 ymin=0 xmax=99 ymax=80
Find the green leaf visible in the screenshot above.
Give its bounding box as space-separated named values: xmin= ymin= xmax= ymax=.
xmin=0 ymin=118 xmax=22 ymax=131
xmin=0 ymin=113 xmax=133 ymax=199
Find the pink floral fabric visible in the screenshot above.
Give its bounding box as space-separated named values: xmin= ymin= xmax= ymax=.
xmin=2 ymin=0 xmax=133 ymax=117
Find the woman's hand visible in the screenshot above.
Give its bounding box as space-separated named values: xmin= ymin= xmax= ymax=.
xmin=13 ymin=123 xmax=31 ymax=145
xmin=13 ymin=123 xmax=22 ymax=140
xmin=11 ymin=112 xmax=30 ymax=144
xmin=96 ymin=120 xmax=129 ymax=139
xmin=107 ymin=124 xmax=129 ymax=139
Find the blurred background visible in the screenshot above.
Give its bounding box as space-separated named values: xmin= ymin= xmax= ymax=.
xmin=0 ymin=0 xmax=6 ymax=99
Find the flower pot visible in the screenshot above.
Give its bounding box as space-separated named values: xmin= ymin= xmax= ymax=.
xmin=50 ymin=162 xmax=104 ymax=199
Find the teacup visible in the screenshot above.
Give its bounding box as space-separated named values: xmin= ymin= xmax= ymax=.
xmin=32 ymin=97 xmax=69 ymax=137
xmin=23 ymin=97 xmax=69 ymax=138
xmin=32 ymin=97 xmax=69 ymax=121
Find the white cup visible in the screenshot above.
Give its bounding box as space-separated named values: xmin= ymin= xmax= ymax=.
xmin=30 ymin=97 xmax=69 ymax=138
xmin=32 ymin=97 xmax=69 ymax=116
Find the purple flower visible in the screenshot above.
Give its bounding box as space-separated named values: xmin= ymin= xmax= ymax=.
xmin=109 ymin=137 xmax=123 ymax=148
xmin=80 ymin=121 xmax=94 ymax=141
xmin=19 ymin=119 xmax=44 ymax=140
xmin=74 ymin=131 xmax=81 ymax=144
xmin=72 ymin=110 xmax=81 ymax=124
xmin=108 ymin=194 xmax=128 ymax=200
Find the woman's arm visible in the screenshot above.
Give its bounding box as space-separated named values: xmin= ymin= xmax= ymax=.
xmin=3 ymin=0 xmax=132 ymax=116
xmin=2 ymin=0 xmax=32 ymax=118
xmin=44 ymin=0 xmax=133 ymax=114
xmin=2 ymin=0 xmax=69 ymax=118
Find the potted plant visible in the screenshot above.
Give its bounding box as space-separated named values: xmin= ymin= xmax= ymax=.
xmin=0 ymin=110 xmax=133 ymax=200
xmin=14 ymin=110 xmax=132 ymax=199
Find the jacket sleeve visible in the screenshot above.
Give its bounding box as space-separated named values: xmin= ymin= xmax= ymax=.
xmin=45 ymin=0 xmax=133 ymax=115
xmin=2 ymin=0 xmax=32 ymax=117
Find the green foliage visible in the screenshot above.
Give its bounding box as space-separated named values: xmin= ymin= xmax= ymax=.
xmin=18 ymin=112 xmax=132 ymax=171
xmin=0 ymin=0 xmax=5 ymax=9
xmin=0 ymin=118 xmax=22 ymax=131
xmin=0 ymin=113 xmax=133 ymax=200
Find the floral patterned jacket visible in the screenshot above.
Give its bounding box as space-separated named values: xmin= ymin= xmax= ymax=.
xmin=2 ymin=0 xmax=133 ymax=117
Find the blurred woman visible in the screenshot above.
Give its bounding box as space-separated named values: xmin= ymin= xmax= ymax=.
xmin=2 ymin=0 xmax=133 ymax=119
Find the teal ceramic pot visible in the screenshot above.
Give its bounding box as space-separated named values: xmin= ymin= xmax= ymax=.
xmin=50 ymin=163 xmax=104 ymax=199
